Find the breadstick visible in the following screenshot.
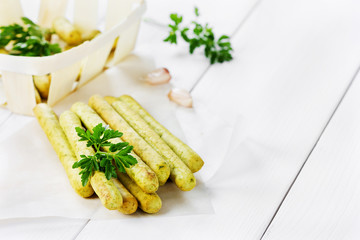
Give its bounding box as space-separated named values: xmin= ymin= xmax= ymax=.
xmin=107 ymin=99 xmax=196 ymax=191
xmin=70 ymin=102 xmax=159 ymax=193
xmin=91 ymin=173 xmax=123 ymax=210
xmin=33 ymin=104 xmax=93 ymax=197
xmin=81 ymin=29 xmax=101 ymax=42
xmin=120 ymin=95 xmax=203 ymax=173
xmin=52 ymin=17 xmax=82 ymax=45
xmin=33 ymin=75 xmax=50 ymax=99
xmin=59 ymin=110 xmax=123 ymax=210
xmin=34 ymin=87 xmax=41 ymax=104
xmin=112 ymin=178 xmax=138 ymax=214
xmin=89 ymin=95 xmax=170 ymax=185
xmin=117 ymin=172 xmax=161 ymax=214
xmin=0 ymin=49 xmax=8 ymax=54
xmin=103 ymin=96 xmax=117 ymax=104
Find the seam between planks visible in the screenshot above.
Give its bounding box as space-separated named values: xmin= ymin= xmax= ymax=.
xmin=71 ymin=219 xmax=90 ymax=240
xmin=0 ymin=112 xmax=12 ymax=127
xmin=190 ymin=0 xmax=264 ymax=93
xmin=259 ymin=61 xmax=360 ymax=240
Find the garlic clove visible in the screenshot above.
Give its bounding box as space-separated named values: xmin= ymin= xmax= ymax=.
xmin=145 ymin=68 xmax=171 ymax=85
xmin=168 ymin=88 xmax=193 ymax=108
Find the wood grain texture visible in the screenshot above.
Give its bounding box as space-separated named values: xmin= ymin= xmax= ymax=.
xmin=73 ymin=0 xmax=98 ymax=32
xmin=178 ymin=0 xmax=360 ymax=238
xmin=76 ymin=0 xmax=360 ymax=239
xmin=2 ymin=71 xmax=36 ymax=115
xmin=0 ymin=0 xmax=23 ymax=25
xmin=262 ymin=63 xmax=360 ymax=240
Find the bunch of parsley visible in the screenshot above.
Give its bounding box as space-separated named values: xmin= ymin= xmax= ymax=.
xmin=0 ymin=17 xmax=61 ymax=56
xmin=164 ymin=7 xmax=233 ymax=64
xmin=73 ymin=124 xmax=137 ymax=186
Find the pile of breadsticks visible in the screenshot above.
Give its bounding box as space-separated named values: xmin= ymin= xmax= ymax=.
xmin=33 ymin=94 xmax=204 ymax=214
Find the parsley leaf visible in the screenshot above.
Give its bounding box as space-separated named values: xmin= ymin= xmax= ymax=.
xmin=163 ymin=13 xmax=183 ymax=44
xmin=163 ymin=7 xmax=233 ymax=64
xmin=194 ymin=7 xmax=200 ymax=17
xmin=73 ymin=123 xmax=137 ymax=186
xmin=0 ymin=17 xmax=61 ymax=56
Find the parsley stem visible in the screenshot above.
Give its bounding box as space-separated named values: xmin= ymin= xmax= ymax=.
xmin=143 ymin=18 xmax=168 ymax=28
xmin=94 ymin=144 xmax=100 ymax=153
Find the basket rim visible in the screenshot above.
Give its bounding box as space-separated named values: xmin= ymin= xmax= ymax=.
xmin=0 ymin=1 xmax=146 ymax=76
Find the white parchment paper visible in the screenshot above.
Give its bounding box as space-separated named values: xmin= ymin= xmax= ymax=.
xmin=0 ymin=54 xmax=216 ymax=219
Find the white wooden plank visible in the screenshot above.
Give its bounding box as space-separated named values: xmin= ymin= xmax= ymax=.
xmin=20 ymin=0 xmax=41 ymax=22
xmin=38 ymin=0 xmax=68 ymax=28
xmin=0 ymin=218 xmax=88 ymax=240
xmin=105 ymin=0 xmax=134 ymax=30
xmin=0 ymin=109 xmax=11 ymax=126
xmin=0 ymin=0 xmax=23 ymax=25
xmin=76 ymin=0 xmax=360 ymax=239
xmin=47 ymin=61 xmax=82 ymax=106
xmin=73 ymin=0 xmax=98 ymax=32
xmin=106 ymin=20 xmax=140 ymax=66
xmin=2 ymin=71 xmax=36 ymax=116
xmin=262 ymin=65 xmax=360 ymax=239
xmin=78 ymin=42 xmax=113 ymax=87
xmin=0 ymin=113 xmax=33 ymax=142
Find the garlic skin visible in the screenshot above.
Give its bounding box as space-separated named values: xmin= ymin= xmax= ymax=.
xmin=168 ymin=88 xmax=193 ymax=108
xmin=145 ymin=68 xmax=171 ymax=85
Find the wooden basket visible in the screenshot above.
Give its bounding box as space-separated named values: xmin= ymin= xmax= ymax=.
xmin=0 ymin=0 xmax=146 ymax=115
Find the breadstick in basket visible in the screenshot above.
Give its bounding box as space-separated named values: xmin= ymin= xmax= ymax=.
xmin=34 ymin=87 xmax=41 ymax=104
xmin=52 ymin=17 xmax=82 ymax=45
xmin=33 ymin=75 xmax=50 ymax=99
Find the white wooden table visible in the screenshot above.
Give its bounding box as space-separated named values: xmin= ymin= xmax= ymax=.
xmin=2 ymin=0 xmax=360 ymax=239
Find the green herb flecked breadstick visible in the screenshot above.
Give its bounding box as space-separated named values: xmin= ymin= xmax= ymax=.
xmin=114 ymin=95 xmax=203 ymax=173
xmin=117 ymin=171 xmax=161 ymax=214
xmin=33 ymin=104 xmax=94 ymax=197
xmin=59 ymin=110 xmax=123 ymax=210
xmin=33 ymin=75 xmax=50 ymax=99
xmin=112 ymin=178 xmax=138 ymax=214
xmin=70 ymin=102 xmax=159 ymax=194
xmin=106 ymin=99 xmax=196 ymax=191
xmin=52 ymin=17 xmax=82 ymax=45
xmin=34 ymin=87 xmax=41 ymax=104
xmin=91 ymin=172 xmax=123 ymax=210
xmin=89 ymin=95 xmax=170 ymax=185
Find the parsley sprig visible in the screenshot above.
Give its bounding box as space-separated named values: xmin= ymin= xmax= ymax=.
xmin=0 ymin=17 xmax=61 ymax=56
xmin=164 ymin=7 xmax=233 ymax=64
xmin=72 ymin=124 xmax=137 ymax=186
